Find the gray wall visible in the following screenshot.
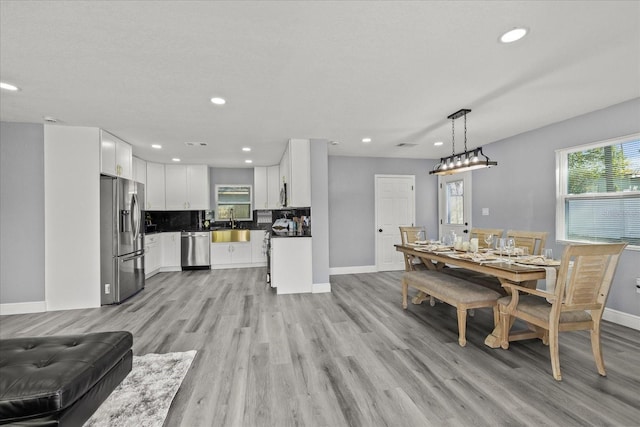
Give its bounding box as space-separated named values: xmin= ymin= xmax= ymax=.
xmin=328 ymin=156 xmax=439 ymax=268
xmin=0 ymin=122 xmax=45 ymax=304
xmin=209 ymin=167 xmax=254 ymax=211
xmin=310 ymin=139 xmax=330 ymax=285
xmin=472 ymin=97 xmax=640 ymax=316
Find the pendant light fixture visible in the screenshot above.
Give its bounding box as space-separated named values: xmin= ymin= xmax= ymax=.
xmin=429 ymin=108 xmax=497 ymax=175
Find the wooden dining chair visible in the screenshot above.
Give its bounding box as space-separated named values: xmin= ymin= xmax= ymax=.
xmin=399 ymin=226 xmax=427 ymax=271
xmin=469 ymin=228 xmax=504 ymax=248
xmin=505 ymin=230 xmax=547 ymax=255
xmin=498 ymin=242 xmax=627 ymax=381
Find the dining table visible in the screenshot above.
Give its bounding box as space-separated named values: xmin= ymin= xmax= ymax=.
xmin=395 ymin=243 xmax=559 ymax=348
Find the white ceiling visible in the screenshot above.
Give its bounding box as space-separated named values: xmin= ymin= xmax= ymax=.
xmin=1 ymin=1 xmax=639 ymax=167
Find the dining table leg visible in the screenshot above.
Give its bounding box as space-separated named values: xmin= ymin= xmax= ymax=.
xmin=484 ymin=279 xmax=540 ymax=348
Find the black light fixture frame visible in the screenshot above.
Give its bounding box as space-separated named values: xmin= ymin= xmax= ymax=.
xmin=429 ymin=108 xmax=497 ymax=175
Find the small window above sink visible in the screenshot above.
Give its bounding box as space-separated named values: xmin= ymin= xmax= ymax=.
xmin=215 ymin=185 xmax=252 ymax=220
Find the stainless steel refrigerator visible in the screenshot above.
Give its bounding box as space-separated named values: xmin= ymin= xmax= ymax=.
xmin=100 ymin=176 xmax=145 ymax=304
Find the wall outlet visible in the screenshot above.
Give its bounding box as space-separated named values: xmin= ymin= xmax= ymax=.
xmin=105 ymin=283 xmax=111 ymax=294
xmin=482 ymin=208 xmax=490 ymax=216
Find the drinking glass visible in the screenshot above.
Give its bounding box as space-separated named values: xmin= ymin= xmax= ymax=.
xmin=543 ymin=248 xmax=553 ymax=260
xmin=497 ymin=238 xmax=506 ymax=257
xmin=505 ymin=238 xmax=515 ymax=263
xmin=484 ymin=234 xmax=494 ymax=250
xmin=415 ymin=230 xmax=425 ymax=242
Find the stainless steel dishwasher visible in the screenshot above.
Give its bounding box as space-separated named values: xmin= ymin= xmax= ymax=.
xmin=181 ymin=231 xmax=211 ymax=269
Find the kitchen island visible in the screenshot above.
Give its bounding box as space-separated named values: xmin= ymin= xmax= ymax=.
xmin=270 ymin=230 xmax=312 ymax=294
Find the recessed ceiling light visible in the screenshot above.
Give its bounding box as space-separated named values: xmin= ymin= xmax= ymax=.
xmin=330 ymin=141 xmax=340 ymax=146
xmin=500 ymin=27 xmax=528 ymax=43
xmin=151 ymin=144 xmax=162 ymax=149
xmin=172 ymin=158 xmax=181 ymax=162
xmin=242 ymin=147 xmax=251 ymax=152
xmin=210 ymin=97 xmax=226 ymax=105
xmin=0 ymin=81 xmax=19 ymax=91
xmin=43 ymin=116 xmax=58 ymax=123
xmin=434 ymin=141 xmax=444 ymax=146
xmin=362 ymin=137 xmax=372 ymax=143
xmin=245 ymin=159 xmax=253 ymax=164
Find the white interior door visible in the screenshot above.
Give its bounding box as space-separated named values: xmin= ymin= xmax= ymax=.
xmin=438 ymin=171 xmax=472 ymax=242
xmin=375 ymin=175 xmax=415 ymax=271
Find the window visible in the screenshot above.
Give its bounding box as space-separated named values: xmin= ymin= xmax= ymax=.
xmin=215 ymin=185 xmax=252 ymax=221
xmin=556 ymin=133 xmax=640 ymax=249
xmin=446 ymin=179 xmax=464 ymax=225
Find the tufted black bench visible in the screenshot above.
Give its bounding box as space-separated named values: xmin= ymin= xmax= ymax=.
xmin=0 ymin=331 xmax=132 ymax=426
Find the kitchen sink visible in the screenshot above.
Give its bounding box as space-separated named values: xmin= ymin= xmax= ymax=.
xmin=211 ymin=229 xmax=251 ymax=243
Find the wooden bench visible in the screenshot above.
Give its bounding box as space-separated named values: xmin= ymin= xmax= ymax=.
xmin=402 ymin=270 xmax=502 ymax=346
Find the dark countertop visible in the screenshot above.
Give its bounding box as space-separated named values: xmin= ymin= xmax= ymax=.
xmin=145 ymin=228 xmax=206 ymax=234
xmin=271 ymin=230 xmax=312 ymax=238
xmin=146 ymin=228 xmax=267 ymax=234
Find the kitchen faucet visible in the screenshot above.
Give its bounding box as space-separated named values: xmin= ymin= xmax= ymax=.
xmin=230 ymin=208 xmax=236 ymax=229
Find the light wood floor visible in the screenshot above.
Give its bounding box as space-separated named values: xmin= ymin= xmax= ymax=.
xmin=2 ymin=268 xmax=639 ymax=426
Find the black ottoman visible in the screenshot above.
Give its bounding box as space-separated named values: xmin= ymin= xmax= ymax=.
xmin=0 ymin=331 xmax=133 ymax=426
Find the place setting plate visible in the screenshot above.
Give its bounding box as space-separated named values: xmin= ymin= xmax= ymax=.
xmin=516 ymin=256 xmax=561 ymax=266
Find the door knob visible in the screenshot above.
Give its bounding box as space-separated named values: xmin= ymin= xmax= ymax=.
xmin=463 ymin=229 xmax=469 ymax=233
xmin=378 ymin=229 xmax=383 ymax=232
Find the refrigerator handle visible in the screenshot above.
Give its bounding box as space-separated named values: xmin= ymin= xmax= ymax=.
xmin=120 ymin=252 xmax=144 ymax=263
xmin=131 ymin=193 xmax=141 ymax=240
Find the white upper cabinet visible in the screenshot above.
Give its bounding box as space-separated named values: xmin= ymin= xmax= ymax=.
xmin=279 ymin=143 xmax=290 ymax=202
xmin=187 ymin=165 xmax=210 ymax=209
xmin=283 ymin=139 xmax=311 ymax=207
xmin=165 ymin=164 xmax=210 ymax=210
xmin=267 ymin=165 xmax=281 ymax=208
xmin=165 ymin=165 xmax=188 ymax=210
xmin=255 ymin=140 xmax=310 ymax=209
xmin=132 ymin=157 xmax=147 ymax=185
xmin=254 ymin=167 xmax=268 ymax=209
xmin=146 ymin=162 xmax=166 ymax=210
xmin=254 ymin=165 xmax=283 ymax=209
xmin=100 ymin=130 xmax=132 ymax=179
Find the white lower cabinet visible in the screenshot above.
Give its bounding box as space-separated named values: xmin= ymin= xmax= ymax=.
xmin=271 ymin=237 xmax=312 ymax=294
xmin=146 ymin=232 xmax=182 ymax=278
xmin=160 ymin=232 xmax=181 ymax=271
xmin=250 ymin=230 xmax=267 ymax=264
xmin=144 ymin=234 xmax=161 ymax=278
xmin=210 ymin=242 xmax=252 ymax=268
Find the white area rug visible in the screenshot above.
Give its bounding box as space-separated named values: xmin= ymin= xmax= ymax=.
xmin=84 ymin=350 xmax=196 ymax=427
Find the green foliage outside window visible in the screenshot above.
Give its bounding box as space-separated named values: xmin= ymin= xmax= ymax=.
xmin=568 ymin=141 xmax=638 ymax=194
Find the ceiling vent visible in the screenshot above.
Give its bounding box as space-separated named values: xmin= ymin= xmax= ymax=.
xmin=184 ymin=142 xmax=208 ymax=147
xmin=396 ymin=143 xmax=418 ymax=147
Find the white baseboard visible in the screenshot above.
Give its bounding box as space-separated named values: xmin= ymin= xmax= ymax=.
xmin=159 ymin=266 xmax=181 ymax=272
xmin=211 ymin=263 xmax=265 ymax=270
xmin=0 ymin=301 xmax=47 ymax=316
xmin=313 ymin=282 xmax=331 ymax=293
xmin=603 ymin=308 xmax=640 ymax=331
xmin=329 ymin=265 xmax=377 ymax=275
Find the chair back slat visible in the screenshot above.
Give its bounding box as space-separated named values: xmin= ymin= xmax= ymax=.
xmin=399 ymin=226 xmax=427 ymax=271
xmin=566 ymin=255 xmax=608 ymax=305
xmin=506 ymin=230 xmax=548 ymax=255
xmin=399 ymin=226 xmax=426 ymax=245
xmin=554 ymin=243 xmax=627 ymax=313
xmin=469 ymin=228 xmax=504 ymax=248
